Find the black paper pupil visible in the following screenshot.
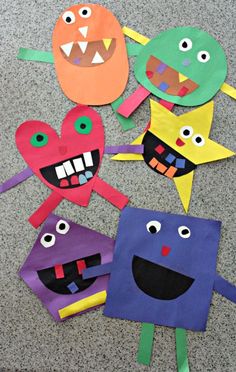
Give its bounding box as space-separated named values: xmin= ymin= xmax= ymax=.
xmin=182 ymin=41 xmax=188 ymax=48
xmin=183 ymin=129 xmax=190 ymax=136
xmin=149 ymin=225 xmax=157 ymax=234
xmin=202 ymin=54 xmax=206 ymax=59
xmin=182 ymin=229 xmax=189 ymax=235
xmin=66 ymin=16 xmax=71 ymax=23
xmin=82 ymin=9 xmax=88 ymax=15
xmin=59 ymin=223 xmax=66 ymax=230
xmin=196 ymin=137 xmax=202 ymax=143
xmin=80 ymin=123 xmax=86 ymax=129
xmin=45 ymin=235 xmax=52 ymax=242
xmin=36 ymin=134 xmax=44 ymax=142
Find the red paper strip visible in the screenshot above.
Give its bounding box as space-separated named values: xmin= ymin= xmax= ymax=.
xmin=159 ymin=99 xmax=174 ymax=110
xmin=76 ymin=260 xmax=86 ymax=275
xmin=55 ymin=264 xmax=64 ymax=279
xmin=116 ymin=85 xmax=151 ymax=118
xmin=93 ymin=177 xmax=129 ymax=210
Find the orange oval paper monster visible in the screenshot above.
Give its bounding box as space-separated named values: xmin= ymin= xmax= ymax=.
xmin=52 ymin=4 xmax=129 ymax=105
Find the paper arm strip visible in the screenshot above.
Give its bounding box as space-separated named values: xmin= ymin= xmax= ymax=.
xmin=17 ymin=48 xmax=54 ymax=63
xmin=93 ymin=177 xmax=129 ymax=210
xmin=105 ymin=144 xmax=144 ymax=154
xmin=126 ymin=42 xmax=144 ymax=56
xmin=220 ymin=82 xmax=236 ymax=100
xmin=137 ymin=323 xmax=155 ymax=365
xmin=176 ymin=328 xmax=190 ymax=372
xmin=122 ymin=27 xmax=150 ymax=45
xmin=82 ymin=262 xmax=113 ymax=280
xmin=28 ymin=191 xmax=63 ymax=228
xmin=213 ymin=273 xmax=236 ymax=303
xmin=111 ymin=97 xmax=136 ymax=131
xmin=159 ymin=99 xmax=175 ymax=111
xmin=116 ymin=85 xmax=151 ymax=118
xmin=0 ymin=167 xmax=34 ymax=193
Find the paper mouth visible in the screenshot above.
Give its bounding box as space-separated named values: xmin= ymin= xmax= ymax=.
xmin=37 ymin=254 xmax=101 ymax=295
xmin=142 ymin=131 xmax=196 ymax=178
xmin=60 ymin=39 xmax=116 ymax=67
xmin=40 ymin=149 xmax=100 ymax=189
xmin=146 ymin=56 xmax=199 ymax=96
xmin=132 ymin=255 xmax=194 ymax=300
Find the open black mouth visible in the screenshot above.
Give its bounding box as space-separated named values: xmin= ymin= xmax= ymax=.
xmin=146 ymin=56 xmax=199 ymax=96
xmin=132 ymin=255 xmax=194 ymax=300
xmin=40 ymin=149 xmax=100 ymax=189
xmin=142 ymin=131 xmax=196 ymax=178
xmin=37 ymin=253 xmax=101 ymax=295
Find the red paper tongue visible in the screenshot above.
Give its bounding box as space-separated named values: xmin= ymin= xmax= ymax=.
xmin=176 ymin=138 xmax=185 ymax=147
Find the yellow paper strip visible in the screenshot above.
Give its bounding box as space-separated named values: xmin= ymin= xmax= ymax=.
xmin=220 ymin=82 xmax=236 ymax=99
xmin=122 ymin=27 xmax=150 ymax=45
xmin=58 ymin=290 xmax=107 ymax=319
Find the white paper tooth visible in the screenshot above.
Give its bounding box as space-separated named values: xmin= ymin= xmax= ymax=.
xmin=63 ymin=161 xmax=74 ymax=176
xmin=60 ymin=42 xmax=74 ymax=57
xmin=79 ymin=26 xmax=88 ymax=38
xmin=92 ymin=51 xmax=104 ymax=64
xmin=78 ymin=41 xmax=88 ymax=54
xmin=73 ymin=158 xmax=85 ymax=172
xmin=83 ymin=152 xmax=93 ymax=166
xmin=55 ymin=165 xmax=67 ymax=179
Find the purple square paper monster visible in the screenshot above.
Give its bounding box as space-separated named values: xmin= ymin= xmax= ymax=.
xmin=19 ymin=214 xmax=114 ymax=321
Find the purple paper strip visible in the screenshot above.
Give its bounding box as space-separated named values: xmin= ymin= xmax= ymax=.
xmin=157 ymin=63 xmax=167 ymax=74
xmin=83 ymin=262 xmax=113 ymax=280
xmin=213 ymin=273 xmax=236 ymax=303
xmin=0 ymin=167 xmax=34 ymax=193
xmin=105 ymin=145 xmax=144 ymax=154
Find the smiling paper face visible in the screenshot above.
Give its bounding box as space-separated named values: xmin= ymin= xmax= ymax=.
xmin=104 ymin=207 xmax=221 ymax=331
xmin=19 ymin=214 xmax=114 ymax=321
xmin=52 ymin=4 xmax=129 ymax=105
xmin=135 ymin=27 xmax=227 ymax=106
xmin=15 ymin=105 xmax=104 ymax=206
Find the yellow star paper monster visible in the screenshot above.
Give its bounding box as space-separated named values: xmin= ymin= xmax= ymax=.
xmin=112 ymin=100 xmax=235 ymax=212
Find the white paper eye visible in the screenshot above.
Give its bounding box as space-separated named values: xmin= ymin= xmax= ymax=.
xmin=197 ymin=51 xmax=210 ymax=63
xmin=146 ymin=221 xmax=161 ymax=234
xmin=40 ymin=233 xmax=56 ymax=248
xmin=79 ymin=7 xmax=92 ymax=18
xmin=62 ymin=11 xmax=76 ymax=24
xmin=56 ymin=220 xmax=70 ymax=235
xmin=178 ymin=226 xmax=191 ymax=238
xmin=180 ymin=126 xmax=193 ymax=139
xmin=179 ymin=38 xmax=192 ymax=51
xmin=192 ymin=134 xmax=205 ymax=147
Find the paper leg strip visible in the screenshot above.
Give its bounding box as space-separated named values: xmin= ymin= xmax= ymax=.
xmin=105 ymin=145 xmax=144 ymax=154
xmin=93 ymin=177 xmax=129 ymax=210
xmin=159 ymin=99 xmax=175 ymax=111
xmin=111 ymin=97 xmax=136 ymax=131
xmin=0 ymin=167 xmax=33 ymax=193
xmin=28 ymin=191 xmax=63 ymax=228
xmin=220 ymin=82 xmax=236 ymax=100
xmin=83 ymin=262 xmax=112 ymax=280
xmin=126 ymin=42 xmax=144 ymax=57
xmin=122 ymin=27 xmax=150 ymax=45
xmin=137 ymin=323 xmax=155 ymax=365
xmin=58 ymin=290 xmax=107 ymax=319
xmin=213 ymin=274 xmax=236 ymax=303
xmin=176 ymin=328 xmax=189 ymax=372
xmin=116 ymin=85 xmax=151 ymax=118
xmin=17 ymin=48 xmax=54 ymax=63
xmin=173 ymin=171 xmax=194 ymax=212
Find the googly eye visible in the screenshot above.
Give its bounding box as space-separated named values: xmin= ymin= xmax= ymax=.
xmin=179 ymin=38 xmax=192 ymax=52
xmin=192 ymin=134 xmax=205 ymax=147
xmin=197 ymin=51 xmax=210 ymax=63
xmin=56 ymin=220 xmax=70 ymax=235
xmin=40 ymin=233 xmax=56 ymax=248
xmin=178 ymin=226 xmax=191 ymax=239
xmin=79 ymin=7 xmax=92 ymax=18
xmin=146 ymin=221 xmax=161 ymax=234
xmin=62 ymin=11 xmax=76 ymax=24
xmin=180 ymin=126 xmax=193 ymax=139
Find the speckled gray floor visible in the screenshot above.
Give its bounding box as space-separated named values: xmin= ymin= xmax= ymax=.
xmin=0 ymin=0 xmax=235 ymax=371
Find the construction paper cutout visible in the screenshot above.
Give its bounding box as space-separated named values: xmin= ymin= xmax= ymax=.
xmin=19 ymin=214 xmax=114 ymax=321
xmin=122 ymin=26 xmax=149 ymax=45
xmin=104 ymin=206 xmax=236 ymax=331
xmin=83 ymin=262 xmax=113 ymax=280
xmin=53 ymin=4 xmax=129 ymax=105
xmin=137 ymin=323 xmax=155 ymax=365
xmin=105 ymin=145 xmax=144 ymax=154
xmin=112 ymin=100 xmax=234 ymax=211
xmin=11 ymin=105 xmax=129 ymax=227
xmin=111 ymin=97 xmax=136 ymax=131
xmin=126 ymin=43 xmax=144 ymax=57
xmin=17 ymin=48 xmax=54 ymax=63
xmin=0 ymin=167 xmax=33 ymax=193
xmin=220 ymin=82 xmax=236 ymax=100
xmin=159 ymin=99 xmax=175 ymax=111
xmin=117 ymin=85 xmax=150 ymax=118
xmin=176 ymin=328 xmax=189 ymax=372
xmin=213 ymin=274 xmax=236 ymax=302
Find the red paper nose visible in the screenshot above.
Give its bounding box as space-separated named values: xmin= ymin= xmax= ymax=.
xmin=161 ymin=246 xmax=171 ymax=256
xmin=59 ymin=146 xmax=67 ymax=155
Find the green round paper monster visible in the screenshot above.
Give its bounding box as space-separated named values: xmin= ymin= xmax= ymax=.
xmin=135 ymin=27 xmax=227 ymax=106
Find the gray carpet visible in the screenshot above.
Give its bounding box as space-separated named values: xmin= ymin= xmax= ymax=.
xmin=0 ymin=0 xmax=235 ymax=371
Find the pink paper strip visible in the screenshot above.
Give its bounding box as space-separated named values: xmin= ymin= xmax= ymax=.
xmin=0 ymin=167 xmax=33 ymax=193
xmin=159 ymin=99 xmax=175 ymax=111
xmin=116 ymin=86 xmax=151 ymax=118
xmin=93 ymin=177 xmax=129 ymax=210
xmin=105 ymin=145 xmax=144 ymax=154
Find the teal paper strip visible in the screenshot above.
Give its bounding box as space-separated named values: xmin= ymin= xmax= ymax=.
xmin=126 ymin=42 xmax=143 ymax=57
xmin=111 ymin=97 xmax=136 ymax=131
xmin=17 ymin=48 xmax=54 ymax=63
xmin=176 ymin=328 xmax=190 ymax=372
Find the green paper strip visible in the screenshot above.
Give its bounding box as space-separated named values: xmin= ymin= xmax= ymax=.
xmin=17 ymin=48 xmax=54 ymax=64
xmin=111 ymin=97 xmax=136 ymax=131
xmin=176 ymin=328 xmax=190 ymax=372
xmin=137 ymin=322 xmax=155 ymax=365
xmin=126 ymin=43 xmax=143 ymax=57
